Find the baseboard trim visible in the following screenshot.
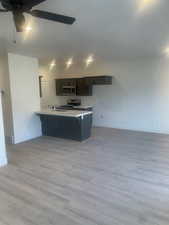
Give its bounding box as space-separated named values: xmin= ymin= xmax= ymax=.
xmin=93 ymin=126 xmax=169 ymax=136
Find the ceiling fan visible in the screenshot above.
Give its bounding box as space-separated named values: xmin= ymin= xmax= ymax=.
xmin=0 ymin=0 xmax=76 ymax=32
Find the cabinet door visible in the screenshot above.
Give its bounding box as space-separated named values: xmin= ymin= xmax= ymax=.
xmin=56 ymin=79 xmax=64 ymax=96
xmin=76 ymin=78 xmax=92 ymax=96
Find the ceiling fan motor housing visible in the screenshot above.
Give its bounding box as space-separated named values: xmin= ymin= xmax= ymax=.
xmin=1 ymin=0 xmax=33 ymax=11
xmin=0 ymin=0 xmax=76 ymax=32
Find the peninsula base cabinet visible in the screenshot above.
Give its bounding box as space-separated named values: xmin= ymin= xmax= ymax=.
xmin=39 ymin=114 xmax=93 ymax=141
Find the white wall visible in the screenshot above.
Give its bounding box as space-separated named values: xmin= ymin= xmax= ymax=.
xmin=39 ymin=57 xmax=169 ymax=134
xmin=39 ymin=63 xmax=63 ymax=108
xmin=8 ymin=53 xmax=41 ymax=144
xmin=0 ymin=91 xmax=7 ymax=167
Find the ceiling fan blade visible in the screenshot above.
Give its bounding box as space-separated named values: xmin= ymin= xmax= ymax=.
xmin=0 ymin=8 xmax=8 ymax=12
xmin=13 ymin=12 xmax=25 ymax=32
xmin=29 ymin=10 xmax=76 ymax=25
xmin=22 ymin=0 xmax=46 ymax=10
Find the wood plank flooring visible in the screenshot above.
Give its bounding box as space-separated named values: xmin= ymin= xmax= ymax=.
xmin=1 ymin=127 xmax=169 ymax=224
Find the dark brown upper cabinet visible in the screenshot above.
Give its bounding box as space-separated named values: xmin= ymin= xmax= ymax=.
xmin=86 ymin=76 xmax=112 ymax=85
xmin=76 ymin=78 xmax=92 ymax=96
xmin=56 ymin=76 xmax=112 ymax=96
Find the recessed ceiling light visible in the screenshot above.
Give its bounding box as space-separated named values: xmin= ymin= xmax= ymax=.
xmin=66 ymin=58 xmax=73 ymax=68
xmin=22 ymin=22 xmax=33 ymax=41
xmin=86 ymin=55 xmax=94 ymax=67
xmin=49 ymin=60 xmax=56 ymax=70
xmin=25 ymin=26 xmax=32 ymax=32
xmin=138 ymin=0 xmax=159 ymax=13
xmin=163 ymin=47 xmax=169 ymax=57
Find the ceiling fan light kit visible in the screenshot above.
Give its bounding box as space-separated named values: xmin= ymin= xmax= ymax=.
xmin=0 ymin=0 xmax=76 ymax=32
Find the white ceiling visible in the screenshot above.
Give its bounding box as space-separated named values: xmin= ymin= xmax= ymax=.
xmin=0 ymin=0 xmax=169 ymax=60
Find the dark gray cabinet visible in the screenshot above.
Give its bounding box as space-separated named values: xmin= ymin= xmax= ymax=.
xmin=56 ymin=76 xmax=112 ymax=96
xmin=39 ymin=113 xmax=93 ymax=141
xmin=87 ymin=76 xmax=112 ymax=85
xmin=76 ymin=78 xmax=92 ymax=96
xmin=56 ymin=79 xmax=63 ymax=96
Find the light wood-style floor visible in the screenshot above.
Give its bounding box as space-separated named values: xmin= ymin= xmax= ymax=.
xmin=1 ymin=127 xmax=169 ymax=225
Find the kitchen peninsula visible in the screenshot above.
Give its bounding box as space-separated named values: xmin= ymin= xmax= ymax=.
xmin=36 ymin=110 xmax=93 ymax=141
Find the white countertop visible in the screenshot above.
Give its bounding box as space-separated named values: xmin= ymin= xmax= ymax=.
xmin=36 ymin=110 xmax=93 ymax=118
xmin=73 ymin=105 xmax=92 ymax=109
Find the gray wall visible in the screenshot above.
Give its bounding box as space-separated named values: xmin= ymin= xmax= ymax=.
xmin=40 ymin=57 xmax=169 ymax=134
